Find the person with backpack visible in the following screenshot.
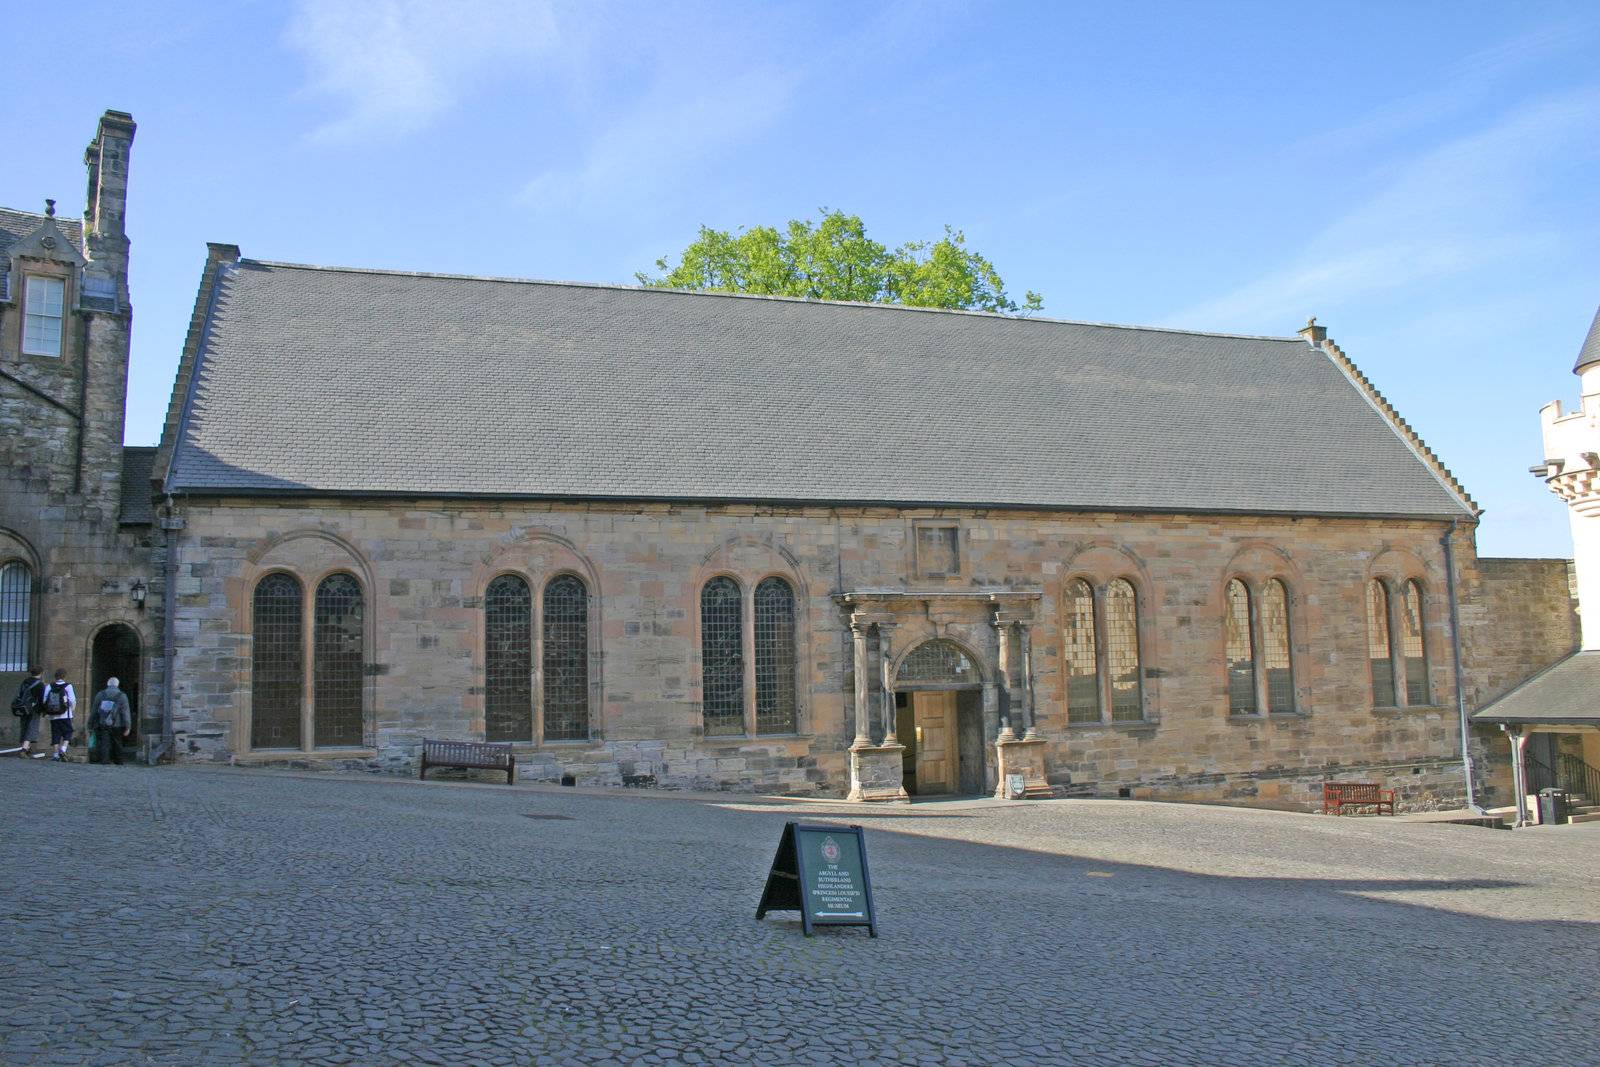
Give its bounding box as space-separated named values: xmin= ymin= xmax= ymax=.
xmin=90 ymin=677 xmax=132 ymax=766
xmin=43 ymin=669 xmax=76 ymax=762
xmin=10 ymin=667 xmax=46 ymax=758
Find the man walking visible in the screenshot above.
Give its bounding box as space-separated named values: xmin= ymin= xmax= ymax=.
xmin=43 ymin=669 xmax=76 ymax=762
xmin=9 ymin=666 xmax=46 ymax=758
xmin=90 ymin=677 xmax=132 ymax=766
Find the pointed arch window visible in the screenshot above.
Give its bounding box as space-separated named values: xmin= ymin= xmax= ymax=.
xmin=543 ymin=575 xmax=590 ymax=741
xmin=1225 ymin=579 xmax=1257 ymax=715
xmin=484 ymin=575 xmax=533 ymax=742
xmin=1368 ymin=580 xmax=1397 ymax=707
xmin=1262 ymin=579 xmax=1294 ymax=714
xmin=0 ymin=561 xmax=32 ymax=672
xmin=700 ymin=577 xmax=745 ymax=737
xmin=1063 ymin=579 xmax=1100 ymax=724
xmin=754 ymin=577 xmax=797 ymax=734
xmin=313 ymin=574 xmax=364 ymax=747
xmin=251 ymin=573 xmax=303 ymax=750
xmin=1400 ymin=580 xmax=1429 ymax=706
xmin=1105 ymin=579 xmax=1144 ymax=723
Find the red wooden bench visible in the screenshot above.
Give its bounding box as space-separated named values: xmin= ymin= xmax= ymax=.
xmin=1323 ymin=781 xmax=1396 ymax=816
xmin=420 ymin=739 xmax=516 ymax=785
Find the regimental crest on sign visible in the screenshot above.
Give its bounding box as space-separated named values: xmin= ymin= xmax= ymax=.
xmin=755 ymin=821 xmax=878 ymax=937
xmin=821 ymin=836 xmax=840 ymax=863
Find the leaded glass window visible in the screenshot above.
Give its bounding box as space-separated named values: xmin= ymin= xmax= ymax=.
xmin=1262 ymin=579 xmax=1294 ymax=713
xmin=701 ymin=577 xmax=744 ymax=736
xmin=313 ymin=574 xmax=364 ymax=747
xmin=1064 ymin=579 xmax=1100 ymax=724
xmin=485 ymin=575 xmax=532 ymax=742
xmin=1400 ymin=580 xmax=1429 ymax=707
xmin=543 ymin=574 xmax=590 ymax=741
xmin=252 ymin=573 xmax=303 ymax=750
xmin=1225 ymin=579 xmax=1257 ymax=715
xmin=896 ymin=639 xmax=979 ymax=687
xmin=754 ymin=577 xmax=797 ymax=734
xmin=1368 ymin=580 xmax=1396 ymax=707
xmin=1105 ymin=579 xmax=1143 ymax=722
xmin=0 ymin=561 xmax=31 ymax=672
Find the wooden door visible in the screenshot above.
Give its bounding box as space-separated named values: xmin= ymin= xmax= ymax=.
xmin=914 ymin=691 xmax=957 ymax=795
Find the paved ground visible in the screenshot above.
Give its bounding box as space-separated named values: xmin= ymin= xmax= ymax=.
xmin=2 ymin=760 xmax=1597 ymax=1066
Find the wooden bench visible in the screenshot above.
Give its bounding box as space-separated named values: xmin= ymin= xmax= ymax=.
xmin=420 ymin=739 xmax=516 ymax=785
xmin=1323 ymin=781 xmax=1395 ymax=816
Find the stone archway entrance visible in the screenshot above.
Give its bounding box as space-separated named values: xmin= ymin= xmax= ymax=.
xmin=90 ymin=624 xmax=142 ymax=745
xmin=894 ymin=640 xmax=986 ymax=797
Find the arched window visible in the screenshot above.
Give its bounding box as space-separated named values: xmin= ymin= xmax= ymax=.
xmin=1105 ymin=579 xmax=1143 ymax=722
xmin=0 ymin=561 xmax=32 ymax=672
xmin=485 ymin=575 xmax=532 ymax=742
xmin=1367 ymin=580 xmax=1396 ymax=706
xmin=1261 ymin=579 xmax=1294 ymax=713
xmin=252 ymin=573 xmax=303 ymax=750
xmin=896 ymin=639 xmax=980 ymax=687
xmin=1225 ymin=579 xmax=1257 ymax=715
xmin=1063 ymin=579 xmax=1100 ymax=724
xmin=313 ymin=574 xmax=364 ymax=747
xmin=543 ymin=575 xmax=590 ymax=740
xmin=754 ymin=577 xmax=797 ymax=734
xmin=701 ymin=577 xmax=744 ymax=736
xmin=1400 ymin=580 xmax=1429 ymax=706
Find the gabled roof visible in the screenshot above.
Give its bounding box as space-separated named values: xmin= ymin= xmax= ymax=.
xmin=0 ymin=207 xmax=87 ymax=299
xmin=1472 ymin=651 xmax=1600 ymax=728
xmin=1574 ymin=306 xmax=1600 ymax=374
xmin=163 ymin=257 xmax=1478 ymax=519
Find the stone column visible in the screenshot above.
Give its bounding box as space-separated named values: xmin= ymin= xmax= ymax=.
xmin=878 ymin=621 xmax=898 ymax=743
xmin=994 ymin=614 xmax=1014 ymax=741
xmin=850 ymin=617 xmax=872 ymax=749
xmin=1507 ymin=726 xmax=1530 ymax=827
xmin=1018 ymin=622 xmax=1038 ymax=739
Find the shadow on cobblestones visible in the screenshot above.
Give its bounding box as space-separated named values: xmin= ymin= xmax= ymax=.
xmin=1 ymin=761 xmax=1595 ymax=1066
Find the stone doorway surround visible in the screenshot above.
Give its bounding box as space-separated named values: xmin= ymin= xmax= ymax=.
xmin=837 ymin=589 xmax=1044 ymax=801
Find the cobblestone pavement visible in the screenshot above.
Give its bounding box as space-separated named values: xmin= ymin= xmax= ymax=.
xmin=2 ymin=761 xmax=1597 ymax=1066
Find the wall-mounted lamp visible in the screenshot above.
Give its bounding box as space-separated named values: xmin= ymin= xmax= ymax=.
xmin=130 ymin=580 xmax=147 ymax=609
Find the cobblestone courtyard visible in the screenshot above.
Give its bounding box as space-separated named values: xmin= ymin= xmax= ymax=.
xmin=2 ymin=760 xmax=1596 ymax=1066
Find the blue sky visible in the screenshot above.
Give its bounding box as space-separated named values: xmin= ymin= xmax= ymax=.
xmin=5 ymin=1 xmax=1597 ymax=557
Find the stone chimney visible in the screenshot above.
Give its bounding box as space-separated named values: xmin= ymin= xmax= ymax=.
xmin=1298 ymin=317 xmax=1327 ymax=347
xmin=83 ymin=110 xmax=136 ymax=298
xmin=1538 ymin=303 xmax=1600 ymax=649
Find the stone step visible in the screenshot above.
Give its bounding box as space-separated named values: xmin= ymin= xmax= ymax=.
xmin=1568 ymin=811 xmax=1600 ymax=825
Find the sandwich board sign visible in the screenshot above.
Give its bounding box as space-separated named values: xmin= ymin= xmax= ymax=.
xmin=756 ymin=821 xmax=878 ymax=937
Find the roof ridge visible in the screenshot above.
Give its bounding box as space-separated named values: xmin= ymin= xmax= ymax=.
xmin=238 ymin=257 xmax=1302 ymax=342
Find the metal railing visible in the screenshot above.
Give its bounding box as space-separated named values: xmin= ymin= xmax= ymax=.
xmin=1557 ymin=753 xmax=1600 ymax=804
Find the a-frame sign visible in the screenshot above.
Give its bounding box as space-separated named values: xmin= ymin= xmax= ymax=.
xmin=756 ymin=821 xmax=878 ymax=937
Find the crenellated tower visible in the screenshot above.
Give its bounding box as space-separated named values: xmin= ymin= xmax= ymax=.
xmin=1535 ymin=306 xmax=1600 ymax=649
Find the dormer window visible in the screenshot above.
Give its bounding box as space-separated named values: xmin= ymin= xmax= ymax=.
xmin=23 ymin=276 xmax=66 ymax=356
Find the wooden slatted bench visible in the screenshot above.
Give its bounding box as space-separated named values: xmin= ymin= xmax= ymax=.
xmin=1323 ymin=781 xmax=1396 ymax=816
xmin=420 ymin=739 xmax=516 ymax=785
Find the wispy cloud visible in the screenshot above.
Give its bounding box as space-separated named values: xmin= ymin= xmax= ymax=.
xmin=1170 ymin=85 xmax=1600 ymax=330
xmin=285 ymin=0 xmax=564 ymax=143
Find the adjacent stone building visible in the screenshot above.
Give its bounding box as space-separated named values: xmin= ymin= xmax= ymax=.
xmin=5 ymin=111 xmax=1584 ymax=811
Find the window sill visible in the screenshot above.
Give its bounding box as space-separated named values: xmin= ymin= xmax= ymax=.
xmin=1228 ymin=711 xmax=1309 ymax=722
xmin=1371 ymin=704 xmax=1447 ymax=716
xmin=1066 ymin=719 xmax=1158 ymax=732
xmin=238 ymin=748 xmax=377 ymax=762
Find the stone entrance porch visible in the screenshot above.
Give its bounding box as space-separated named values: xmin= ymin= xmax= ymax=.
xmin=839 ymin=589 xmax=1051 ymax=801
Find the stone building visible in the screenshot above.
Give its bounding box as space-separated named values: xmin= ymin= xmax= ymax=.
xmin=1 ymin=111 xmax=161 ymax=745
xmin=5 ymin=111 xmax=1582 ymax=811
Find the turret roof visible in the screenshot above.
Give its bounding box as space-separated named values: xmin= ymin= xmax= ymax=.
xmin=1574 ymin=305 xmax=1600 ymax=374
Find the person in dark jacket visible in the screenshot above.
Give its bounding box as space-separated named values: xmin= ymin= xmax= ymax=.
xmin=90 ymin=678 xmax=132 ymax=766
xmin=12 ymin=667 xmax=45 ymax=758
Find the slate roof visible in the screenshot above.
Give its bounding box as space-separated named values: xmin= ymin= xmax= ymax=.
xmin=0 ymin=207 xmax=86 ymax=299
xmin=1472 ymin=651 xmax=1600 ymax=727
xmin=119 ymin=446 xmax=156 ymax=525
xmin=1575 ymin=306 xmax=1600 ymax=374
xmin=165 ymin=259 xmax=1476 ymax=518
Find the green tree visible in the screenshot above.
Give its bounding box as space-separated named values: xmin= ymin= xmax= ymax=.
xmin=638 ymin=209 xmax=1042 ymax=314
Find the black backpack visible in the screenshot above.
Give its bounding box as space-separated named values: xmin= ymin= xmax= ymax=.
xmin=43 ymin=682 xmax=68 ymax=716
xmin=10 ymin=679 xmax=41 ymax=717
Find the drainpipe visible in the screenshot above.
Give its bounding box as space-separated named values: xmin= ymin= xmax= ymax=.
xmin=1442 ymin=520 xmax=1483 ymax=813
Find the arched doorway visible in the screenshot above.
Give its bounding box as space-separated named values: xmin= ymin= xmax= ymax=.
xmin=893 ymin=639 xmax=987 ymax=797
xmin=90 ymin=625 xmax=142 ymax=745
